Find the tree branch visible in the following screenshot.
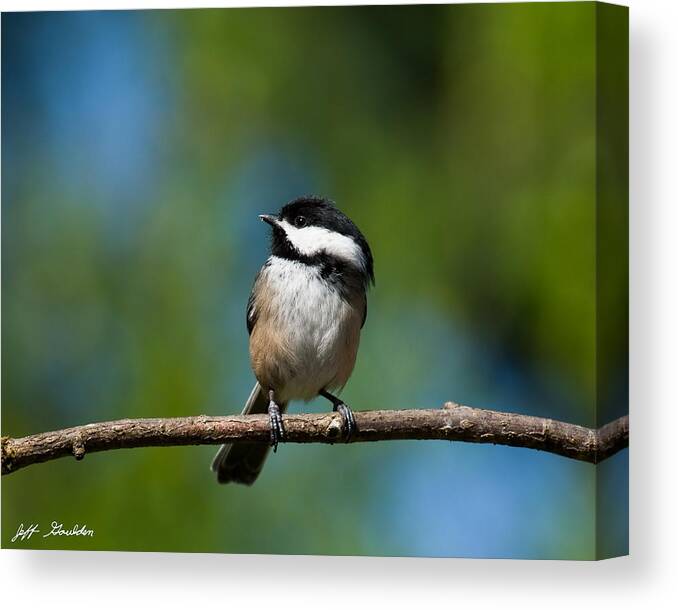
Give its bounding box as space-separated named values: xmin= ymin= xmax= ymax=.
xmin=1 ymin=403 xmax=628 ymax=475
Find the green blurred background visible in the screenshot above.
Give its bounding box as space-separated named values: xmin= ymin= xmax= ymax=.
xmin=1 ymin=2 xmax=628 ymax=559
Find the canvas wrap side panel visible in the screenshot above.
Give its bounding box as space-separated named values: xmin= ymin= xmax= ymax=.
xmin=595 ymin=1 xmax=629 ymax=561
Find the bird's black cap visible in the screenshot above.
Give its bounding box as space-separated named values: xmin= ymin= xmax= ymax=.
xmin=274 ymin=196 xmax=374 ymax=285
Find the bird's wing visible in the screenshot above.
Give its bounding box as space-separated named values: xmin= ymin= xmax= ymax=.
xmin=246 ymin=263 xmax=270 ymax=335
xmin=246 ymin=289 xmax=257 ymax=335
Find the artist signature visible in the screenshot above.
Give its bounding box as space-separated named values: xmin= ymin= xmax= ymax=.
xmin=11 ymin=521 xmax=95 ymax=542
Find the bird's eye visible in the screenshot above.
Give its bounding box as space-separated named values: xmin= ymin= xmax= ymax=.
xmin=294 ymin=215 xmax=307 ymax=228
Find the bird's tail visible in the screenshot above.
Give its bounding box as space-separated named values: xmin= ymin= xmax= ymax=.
xmin=211 ymin=382 xmax=287 ymax=485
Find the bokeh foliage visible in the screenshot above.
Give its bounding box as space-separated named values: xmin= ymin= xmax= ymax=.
xmin=2 ymin=3 xmax=627 ymax=558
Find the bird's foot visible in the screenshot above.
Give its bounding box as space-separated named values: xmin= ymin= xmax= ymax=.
xmin=268 ymin=396 xmax=284 ymax=452
xmin=333 ymin=402 xmax=355 ymax=442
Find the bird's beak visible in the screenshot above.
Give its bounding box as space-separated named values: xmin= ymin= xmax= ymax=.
xmin=259 ymin=214 xmax=278 ymax=228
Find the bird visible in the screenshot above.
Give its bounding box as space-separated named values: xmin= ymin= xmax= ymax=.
xmin=211 ymin=195 xmax=374 ymax=485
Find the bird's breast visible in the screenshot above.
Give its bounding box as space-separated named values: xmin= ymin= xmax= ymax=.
xmin=249 ymin=257 xmax=364 ymax=401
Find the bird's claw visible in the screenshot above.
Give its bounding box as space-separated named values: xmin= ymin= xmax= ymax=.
xmin=268 ymin=401 xmax=284 ymax=452
xmin=334 ymin=403 xmax=355 ymax=442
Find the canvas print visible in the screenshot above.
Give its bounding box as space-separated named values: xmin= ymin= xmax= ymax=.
xmin=1 ymin=1 xmax=628 ymax=559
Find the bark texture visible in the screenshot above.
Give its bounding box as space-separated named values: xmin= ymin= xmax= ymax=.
xmin=1 ymin=403 xmax=629 ymax=475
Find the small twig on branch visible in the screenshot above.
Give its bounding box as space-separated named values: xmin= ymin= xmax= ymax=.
xmin=1 ymin=404 xmax=629 ymax=475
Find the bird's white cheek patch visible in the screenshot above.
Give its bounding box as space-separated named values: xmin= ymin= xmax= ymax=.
xmin=279 ymin=220 xmax=365 ymax=270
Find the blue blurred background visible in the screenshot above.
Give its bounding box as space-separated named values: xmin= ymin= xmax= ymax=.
xmin=2 ymin=4 xmax=628 ymax=558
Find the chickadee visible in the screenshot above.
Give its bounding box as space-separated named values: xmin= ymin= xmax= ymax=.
xmin=211 ymin=196 xmax=375 ymax=485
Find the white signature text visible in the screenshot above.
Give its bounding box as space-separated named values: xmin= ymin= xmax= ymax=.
xmin=11 ymin=521 xmax=94 ymax=542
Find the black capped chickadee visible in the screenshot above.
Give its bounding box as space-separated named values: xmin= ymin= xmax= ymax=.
xmin=211 ymin=196 xmax=375 ymax=485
